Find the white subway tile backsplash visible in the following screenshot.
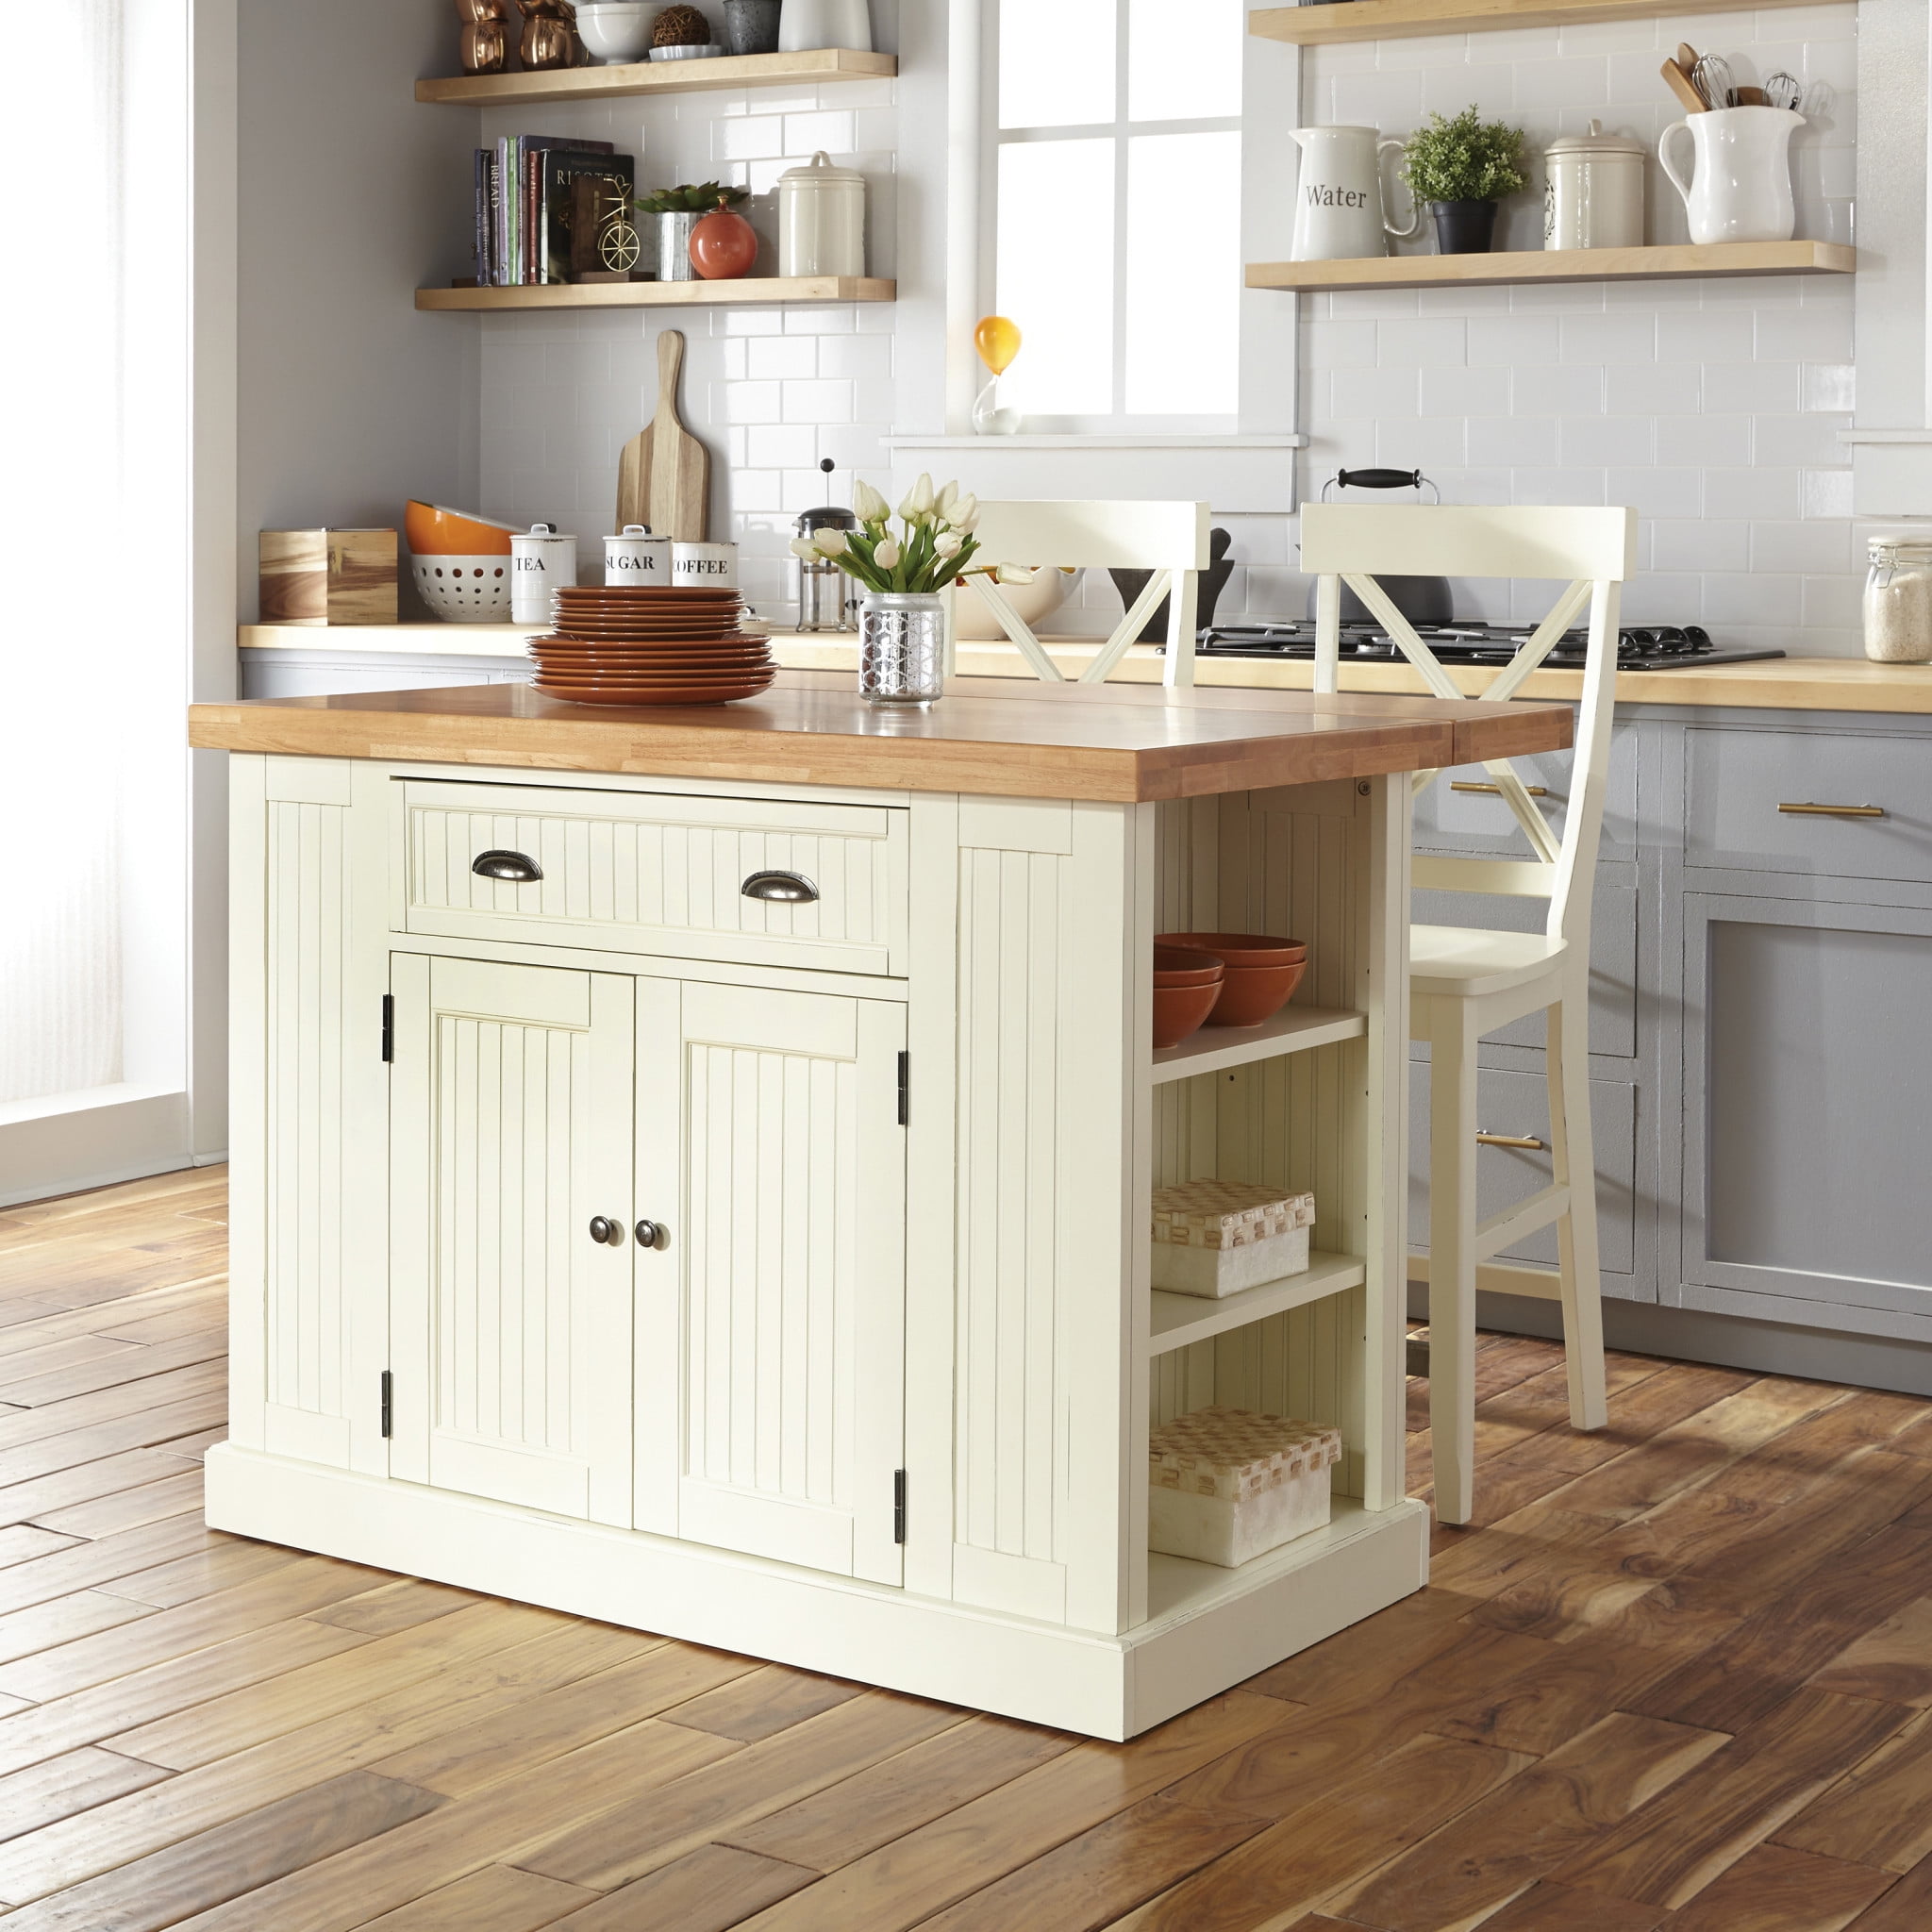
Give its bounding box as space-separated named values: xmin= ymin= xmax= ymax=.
xmin=1653 ymin=520 xmax=1750 ymax=574
xmin=1558 ymin=414 xmax=1656 ymax=466
xmin=746 ymin=336 xmax=818 ymax=380
xmin=782 ymin=378 xmax=854 ymax=423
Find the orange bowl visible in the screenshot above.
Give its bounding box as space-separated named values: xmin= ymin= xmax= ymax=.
xmin=406 ymin=501 xmax=520 ymax=558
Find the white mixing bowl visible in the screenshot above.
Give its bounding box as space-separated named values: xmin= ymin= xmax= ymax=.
xmin=950 ymin=568 xmax=1080 ymax=641
xmin=576 ymin=4 xmax=659 ymax=63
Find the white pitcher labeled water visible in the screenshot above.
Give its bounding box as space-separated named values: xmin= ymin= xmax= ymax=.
xmin=1289 ymin=126 xmax=1419 ymax=260
xmin=1658 ymin=106 xmax=1803 ymax=245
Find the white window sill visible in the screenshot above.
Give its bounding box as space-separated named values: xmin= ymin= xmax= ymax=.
xmin=886 ymin=433 xmax=1307 ymax=452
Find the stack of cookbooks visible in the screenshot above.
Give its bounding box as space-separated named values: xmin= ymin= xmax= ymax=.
xmin=474 ymin=136 xmax=637 ymax=286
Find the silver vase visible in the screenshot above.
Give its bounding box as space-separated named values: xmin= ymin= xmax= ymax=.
xmin=656 ymin=210 xmax=699 ymax=281
xmin=858 ymin=591 xmax=945 ymax=707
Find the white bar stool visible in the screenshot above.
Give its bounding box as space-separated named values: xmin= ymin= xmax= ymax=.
xmin=1304 ymin=503 xmax=1639 ymax=1525
xmin=955 ymin=500 xmax=1212 ymax=688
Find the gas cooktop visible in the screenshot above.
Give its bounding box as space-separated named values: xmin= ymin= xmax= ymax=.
xmin=1196 ymin=621 xmax=1784 ymax=672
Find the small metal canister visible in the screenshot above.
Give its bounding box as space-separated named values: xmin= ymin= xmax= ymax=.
xmin=794 ymin=465 xmax=858 ymax=630
xmin=1543 ymin=120 xmax=1647 ymax=250
xmin=509 ymin=522 xmax=577 ymax=625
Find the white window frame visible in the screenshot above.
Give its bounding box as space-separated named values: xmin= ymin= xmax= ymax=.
xmin=942 ymin=0 xmax=1300 ymax=448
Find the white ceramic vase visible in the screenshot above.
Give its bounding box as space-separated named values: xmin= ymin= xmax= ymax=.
xmin=777 ymin=0 xmax=871 ymax=54
xmin=1658 ymin=106 xmax=1803 ymax=246
xmin=1288 ymin=126 xmax=1418 ymax=261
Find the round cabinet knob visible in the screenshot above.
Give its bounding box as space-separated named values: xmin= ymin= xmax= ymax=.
xmin=635 ymin=1220 xmax=666 ymax=1250
xmin=588 ymin=1216 xmax=624 ymax=1247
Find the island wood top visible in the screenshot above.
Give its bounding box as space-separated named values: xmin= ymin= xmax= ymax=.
xmin=189 ymin=670 xmax=1573 ymax=804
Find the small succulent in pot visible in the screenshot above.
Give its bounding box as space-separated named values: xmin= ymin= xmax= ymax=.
xmin=1401 ymin=106 xmax=1528 ymax=254
xmin=636 ymin=180 xmax=750 ymax=216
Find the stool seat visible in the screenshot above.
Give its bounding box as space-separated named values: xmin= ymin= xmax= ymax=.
xmin=1410 ymin=926 xmax=1570 ymax=1002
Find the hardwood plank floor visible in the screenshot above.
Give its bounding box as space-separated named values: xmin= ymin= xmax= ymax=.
xmin=3 ymin=1169 xmax=1932 ymax=1928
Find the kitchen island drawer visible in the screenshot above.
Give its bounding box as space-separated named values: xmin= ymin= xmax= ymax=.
xmin=392 ymin=778 xmax=908 ymax=974
xmin=1686 ymin=725 xmax=1932 ymax=885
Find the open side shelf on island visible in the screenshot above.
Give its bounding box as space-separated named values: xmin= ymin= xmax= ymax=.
xmin=1145 ymin=1250 xmax=1368 ymax=1360
xmin=1152 ymin=1006 xmax=1366 ymax=1086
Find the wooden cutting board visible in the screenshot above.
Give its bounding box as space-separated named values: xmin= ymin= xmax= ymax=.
xmin=615 ymin=329 xmax=709 ymax=541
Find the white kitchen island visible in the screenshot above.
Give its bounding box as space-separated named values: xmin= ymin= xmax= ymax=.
xmin=189 ymin=671 xmax=1571 ymax=1739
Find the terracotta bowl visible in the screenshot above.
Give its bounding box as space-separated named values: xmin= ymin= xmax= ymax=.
xmin=1154 ymin=943 xmax=1225 ymax=988
xmin=1153 ymin=979 xmax=1224 ymax=1050
xmin=1157 ymin=933 xmax=1307 ymax=1029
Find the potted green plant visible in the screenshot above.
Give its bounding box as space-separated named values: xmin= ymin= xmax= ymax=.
xmin=635 ymin=181 xmax=750 ymax=281
xmin=1401 ymin=108 xmax=1528 ymax=255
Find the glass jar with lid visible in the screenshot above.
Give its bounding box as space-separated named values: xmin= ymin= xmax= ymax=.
xmin=1863 ymin=537 xmax=1932 ymax=663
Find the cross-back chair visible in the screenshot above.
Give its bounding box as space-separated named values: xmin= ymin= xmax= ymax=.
xmin=1302 ymin=502 xmax=1639 ymax=1525
xmin=955 ymin=499 xmax=1212 ymax=688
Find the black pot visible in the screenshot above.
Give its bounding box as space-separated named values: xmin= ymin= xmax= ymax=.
xmin=1304 ymin=573 xmax=1454 ymax=627
xmin=722 ymin=0 xmax=782 ymax=55
xmin=1429 ymin=198 xmax=1499 ymax=254
xmin=1111 ymin=527 xmax=1234 ymax=642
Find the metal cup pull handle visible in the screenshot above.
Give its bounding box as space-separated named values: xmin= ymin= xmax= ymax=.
xmin=741 ymin=869 xmax=819 ymax=904
xmin=474 ymin=849 xmax=543 ymax=883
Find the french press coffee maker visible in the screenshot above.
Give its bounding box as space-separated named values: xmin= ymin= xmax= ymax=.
xmin=794 ymin=458 xmax=858 ymax=631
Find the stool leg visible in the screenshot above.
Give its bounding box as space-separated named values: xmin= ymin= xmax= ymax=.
xmin=1429 ymin=1004 xmax=1480 ymax=1525
xmin=1548 ymin=989 xmax=1607 ymax=1431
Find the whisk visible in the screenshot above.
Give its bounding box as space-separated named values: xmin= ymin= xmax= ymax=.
xmin=1764 ymin=71 xmax=1802 ymax=111
xmin=1692 ymin=50 xmax=1736 ymax=110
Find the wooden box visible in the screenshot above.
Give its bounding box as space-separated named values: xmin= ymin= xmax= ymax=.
xmin=1149 ymin=1407 xmax=1341 ymax=1568
xmin=1151 ymin=1180 xmax=1314 ymax=1298
xmin=259 ymin=528 xmax=397 ymax=625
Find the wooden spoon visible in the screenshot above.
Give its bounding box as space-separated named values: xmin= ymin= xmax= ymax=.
xmin=1660 ymin=58 xmax=1708 ymax=114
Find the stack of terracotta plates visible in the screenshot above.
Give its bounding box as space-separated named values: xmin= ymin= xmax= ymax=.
xmin=529 ymin=587 xmax=776 ymax=707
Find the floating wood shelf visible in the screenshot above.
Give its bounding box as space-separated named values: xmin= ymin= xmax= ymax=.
xmin=1145 ymin=1252 xmax=1369 ymax=1360
xmin=1247 ymin=240 xmax=1856 ymax=295
xmin=415 ymin=46 xmax=895 ymax=107
xmin=1251 ymin=0 xmax=1828 ymax=47
xmin=1151 ymin=1005 xmax=1366 ymax=1086
xmin=417 ymin=276 xmax=895 ymax=312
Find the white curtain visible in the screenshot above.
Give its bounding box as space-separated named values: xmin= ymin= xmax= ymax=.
xmin=0 ymin=0 xmax=125 ymax=1104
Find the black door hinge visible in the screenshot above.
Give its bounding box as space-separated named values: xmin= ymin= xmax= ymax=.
xmin=896 ymin=1051 xmax=908 ymax=1127
xmin=893 ymin=1468 xmax=907 ymax=1543
xmin=380 ymin=994 xmax=395 ymax=1064
xmin=379 ymin=1370 xmax=393 ymax=1438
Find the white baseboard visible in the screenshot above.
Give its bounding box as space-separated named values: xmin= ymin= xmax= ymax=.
xmin=206 ymin=1444 xmax=1427 ymax=1740
xmin=0 ymin=1090 xmax=194 ymax=1208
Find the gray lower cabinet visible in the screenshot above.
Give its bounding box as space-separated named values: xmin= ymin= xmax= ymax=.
xmin=1678 ymin=889 xmax=1932 ymax=1341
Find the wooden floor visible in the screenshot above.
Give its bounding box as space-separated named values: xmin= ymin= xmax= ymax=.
xmin=4 ymin=1175 xmax=1932 ymax=1930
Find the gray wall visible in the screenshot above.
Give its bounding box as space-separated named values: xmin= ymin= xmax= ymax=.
xmin=236 ymin=0 xmax=479 ymax=619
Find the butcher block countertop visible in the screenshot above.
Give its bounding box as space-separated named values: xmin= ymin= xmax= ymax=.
xmin=188 ymin=669 xmax=1573 ymax=804
xmin=239 ymin=627 xmax=1932 ymax=715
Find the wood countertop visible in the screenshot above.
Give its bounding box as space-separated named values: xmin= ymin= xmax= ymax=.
xmin=237 ymin=626 xmax=1932 ymax=715
xmin=190 ymin=669 xmax=1572 ymax=804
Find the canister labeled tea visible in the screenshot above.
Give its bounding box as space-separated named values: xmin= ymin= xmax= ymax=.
xmin=510 ymin=524 xmax=578 ymax=625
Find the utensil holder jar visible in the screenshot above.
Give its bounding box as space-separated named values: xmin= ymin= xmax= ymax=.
xmin=858 ymin=591 xmax=943 ymax=706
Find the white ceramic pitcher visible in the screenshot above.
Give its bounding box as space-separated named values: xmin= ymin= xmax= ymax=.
xmin=1658 ymin=106 xmax=1803 ymax=245
xmin=1290 ymin=126 xmax=1419 ymax=260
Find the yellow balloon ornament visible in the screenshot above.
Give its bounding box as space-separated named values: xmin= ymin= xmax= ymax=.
xmin=973 ymin=315 xmax=1022 ymax=434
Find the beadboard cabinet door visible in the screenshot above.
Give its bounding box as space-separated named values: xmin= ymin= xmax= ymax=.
xmin=634 ymin=977 xmax=908 ymax=1587
xmin=389 ymin=954 xmax=636 ymax=1524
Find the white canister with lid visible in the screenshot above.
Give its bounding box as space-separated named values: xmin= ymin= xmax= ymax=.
xmin=777 ymin=0 xmax=871 ymax=54
xmin=1544 ymin=120 xmax=1647 ymax=250
xmin=1864 ymin=537 xmax=1932 ymax=663
xmin=605 ymin=525 xmax=673 ymax=587
xmin=510 ymin=523 xmax=578 ymax=625
xmin=777 ymin=152 xmax=866 ymax=278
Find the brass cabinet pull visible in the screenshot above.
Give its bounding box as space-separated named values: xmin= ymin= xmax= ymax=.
xmin=1777 ymin=802 xmax=1886 ymax=819
xmin=1451 ymin=780 xmax=1549 ymax=797
xmin=1475 ymin=1130 xmax=1546 ymax=1151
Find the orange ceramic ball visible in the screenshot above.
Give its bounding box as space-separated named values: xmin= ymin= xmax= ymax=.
xmin=690 ymin=206 xmax=758 ymax=280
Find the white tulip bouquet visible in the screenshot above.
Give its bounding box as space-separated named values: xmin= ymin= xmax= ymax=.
xmin=788 ymin=475 xmax=1035 ymax=596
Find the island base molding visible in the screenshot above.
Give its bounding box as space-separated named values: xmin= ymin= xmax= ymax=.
xmin=207 ymin=1443 xmax=1426 ymax=1740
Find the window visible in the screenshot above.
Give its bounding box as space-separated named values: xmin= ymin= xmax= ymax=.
xmin=984 ymin=0 xmax=1245 ymax=431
